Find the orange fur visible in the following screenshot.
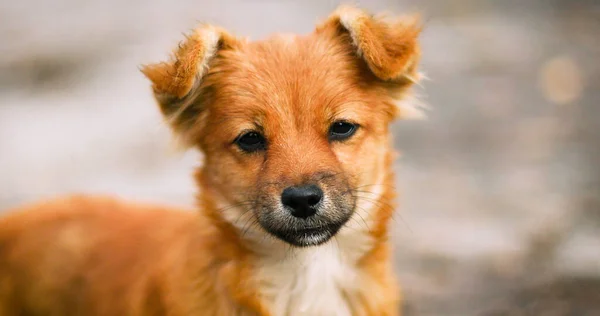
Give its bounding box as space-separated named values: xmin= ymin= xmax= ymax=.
xmin=0 ymin=5 xmax=421 ymax=316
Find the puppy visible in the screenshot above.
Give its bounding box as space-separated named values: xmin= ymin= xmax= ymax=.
xmin=0 ymin=5 xmax=422 ymax=316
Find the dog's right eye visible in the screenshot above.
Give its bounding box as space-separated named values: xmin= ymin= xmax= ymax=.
xmin=234 ymin=131 xmax=267 ymax=152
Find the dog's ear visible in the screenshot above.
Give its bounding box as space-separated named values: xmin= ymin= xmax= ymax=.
xmin=316 ymin=6 xmax=425 ymax=119
xmin=141 ymin=25 xmax=239 ymax=147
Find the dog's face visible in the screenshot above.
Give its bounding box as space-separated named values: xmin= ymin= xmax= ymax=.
xmin=143 ymin=6 xmax=422 ymax=247
xmin=197 ymin=36 xmax=393 ymax=246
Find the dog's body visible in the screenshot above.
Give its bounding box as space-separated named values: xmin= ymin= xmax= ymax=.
xmin=0 ymin=6 xmax=422 ymax=316
xmin=0 ymin=193 xmax=397 ymax=315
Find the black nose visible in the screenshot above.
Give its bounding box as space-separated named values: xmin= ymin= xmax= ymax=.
xmin=281 ymin=185 xmax=323 ymax=218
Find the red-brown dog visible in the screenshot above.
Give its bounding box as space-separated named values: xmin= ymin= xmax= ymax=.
xmin=0 ymin=5 xmax=423 ymax=316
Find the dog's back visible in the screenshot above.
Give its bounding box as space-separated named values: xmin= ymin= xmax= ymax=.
xmin=0 ymin=196 xmax=216 ymax=315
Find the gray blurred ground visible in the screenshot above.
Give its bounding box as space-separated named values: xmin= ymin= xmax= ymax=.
xmin=1 ymin=0 xmax=599 ymax=315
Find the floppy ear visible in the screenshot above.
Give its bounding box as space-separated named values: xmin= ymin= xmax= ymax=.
xmin=316 ymin=5 xmax=425 ymax=119
xmin=141 ymin=25 xmax=239 ymax=147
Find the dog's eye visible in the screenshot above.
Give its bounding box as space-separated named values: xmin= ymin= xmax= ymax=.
xmin=329 ymin=121 xmax=358 ymax=141
xmin=235 ymin=131 xmax=267 ymax=152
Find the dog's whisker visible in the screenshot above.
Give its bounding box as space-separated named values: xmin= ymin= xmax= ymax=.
xmin=240 ymin=216 xmax=260 ymax=239
xmin=214 ymin=200 xmax=255 ymax=213
xmin=352 ymin=193 xmax=396 ymax=211
xmin=351 ymin=183 xmax=397 ymax=191
xmin=353 ymin=195 xmax=412 ymax=232
xmin=352 ymin=209 xmax=371 ymax=232
xmin=233 ymin=207 xmax=254 ymax=228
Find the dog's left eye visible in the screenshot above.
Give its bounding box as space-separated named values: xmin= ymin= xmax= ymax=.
xmin=329 ymin=121 xmax=358 ymax=141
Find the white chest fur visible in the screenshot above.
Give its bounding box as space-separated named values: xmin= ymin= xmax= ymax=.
xmin=258 ymin=242 xmax=359 ymax=316
xmin=255 ymin=217 xmax=381 ymax=316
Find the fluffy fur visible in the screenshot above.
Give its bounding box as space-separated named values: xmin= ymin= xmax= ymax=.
xmin=0 ymin=5 xmax=422 ymax=316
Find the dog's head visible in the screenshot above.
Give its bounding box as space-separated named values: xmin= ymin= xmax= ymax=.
xmin=142 ymin=6 xmax=422 ymax=247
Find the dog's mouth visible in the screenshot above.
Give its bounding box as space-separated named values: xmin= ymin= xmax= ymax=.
xmin=255 ymin=184 xmax=356 ymax=247
xmin=267 ymin=221 xmax=345 ymax=247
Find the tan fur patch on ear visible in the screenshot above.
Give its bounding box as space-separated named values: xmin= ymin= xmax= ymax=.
xmin=318 ymin=5 xmax=426 ymax=120
xmin=141 ymin=25 xmax=227 ymax=99
xmin=141 ymin=25 xmax=238 ymax=148
xmin=325 ymin=5 xmax=422 ymax=81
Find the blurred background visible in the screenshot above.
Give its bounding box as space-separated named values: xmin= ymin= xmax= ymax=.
xmin=0 ymin=0 xmax=598 ymax=315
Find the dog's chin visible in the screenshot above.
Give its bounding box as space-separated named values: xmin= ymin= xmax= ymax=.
xmin=267 ymin=222 xmax=344 ymax=247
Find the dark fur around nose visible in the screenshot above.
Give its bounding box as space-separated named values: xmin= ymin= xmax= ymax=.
xmin=281 ymin=185 xmax=323 ymax=219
